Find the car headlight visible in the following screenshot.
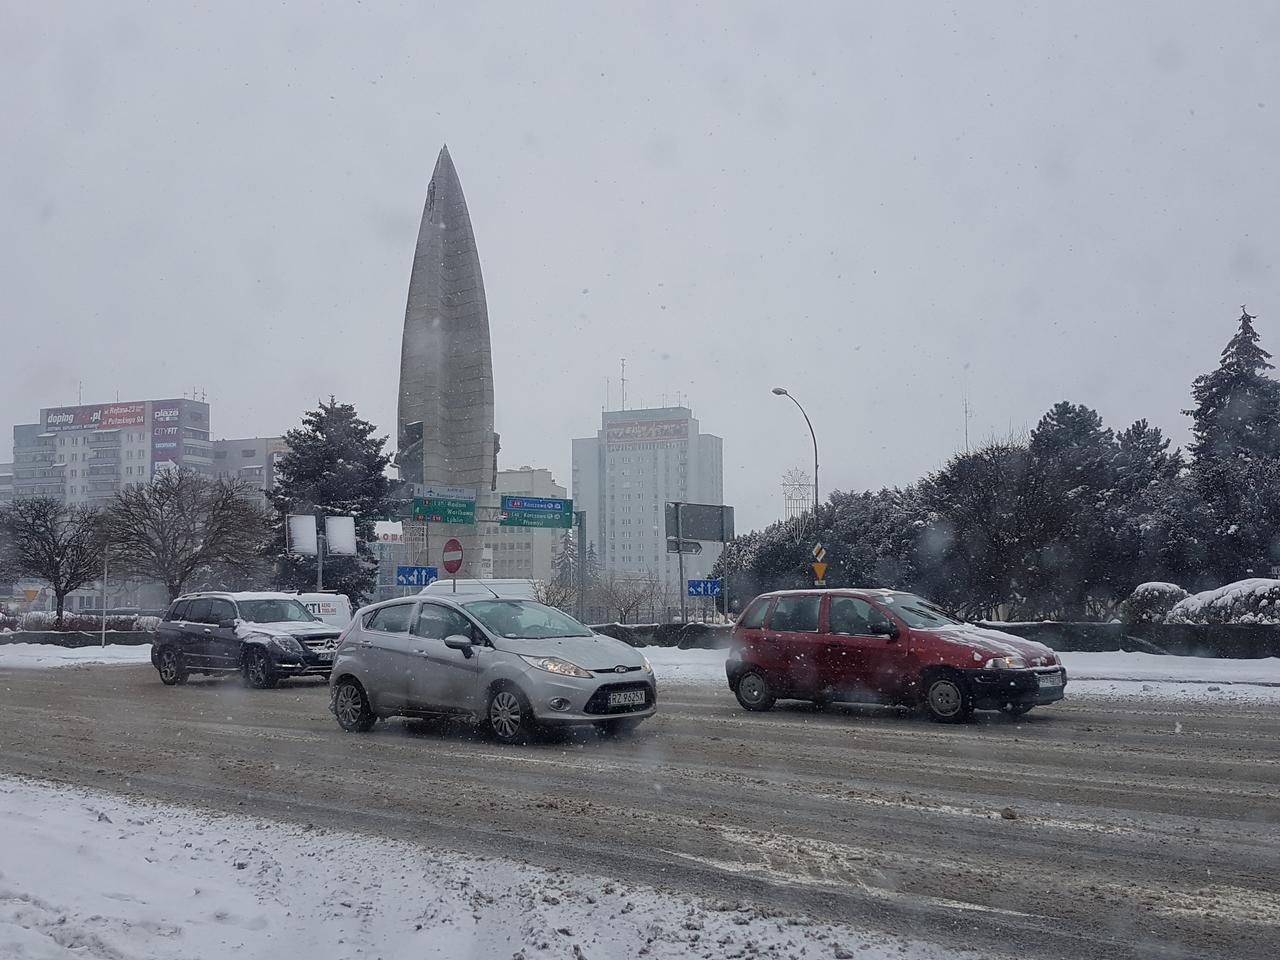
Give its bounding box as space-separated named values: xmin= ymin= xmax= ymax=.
xmin=519 ymin=655 xmax=592 ymax=679
xmin=642 ymin=655 xmax=653 ymax=675
xmin=984 ymin=656 xmax=1028 ymax=670
xmin=267 ymin=635 xmax=305 ymax=655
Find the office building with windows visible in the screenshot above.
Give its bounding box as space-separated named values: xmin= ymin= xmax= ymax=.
xmin=571 ymin=406 xmax=724 ymax=611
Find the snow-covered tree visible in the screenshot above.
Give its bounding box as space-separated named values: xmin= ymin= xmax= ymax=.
xmin=0 ymin=497 xmax=105 ymax=624
xmin=269 ymin=398 xmax=392 ymax=604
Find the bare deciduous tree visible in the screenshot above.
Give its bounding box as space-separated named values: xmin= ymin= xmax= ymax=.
xmin=104 ymin=470 xmax=272 ymax=600
xmin=0 ymin=497 xmax=106 ymax=625
xmin=597 ymin=571 xmax=662 ymax=624
xmin=533 ymin=578 xmax=577 ymax=612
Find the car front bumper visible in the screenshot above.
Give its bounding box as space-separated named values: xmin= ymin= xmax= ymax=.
xmin=271 ymin=649 xmax=335 ymax=677
xmin=526 ymin=673 xmax=658 ymax=724
xmin=969 ymin=666 xmax=1067 ymax=708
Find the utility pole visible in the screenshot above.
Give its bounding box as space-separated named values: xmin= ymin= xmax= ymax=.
xmin=575 ymin=510 xmax=587 ymax=623
xmin=675 ymin=501 xmax=686 ymax=623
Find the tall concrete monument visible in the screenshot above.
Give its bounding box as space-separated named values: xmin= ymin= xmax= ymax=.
xmin=397 ymin=145 xmax=497 ymax=571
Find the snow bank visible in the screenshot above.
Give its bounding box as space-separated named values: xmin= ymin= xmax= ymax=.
xmin=0 ymin=643 xmax=153 ymax=668
xmin=1167 ymin=578 xmax=1280 ymax=624
xmin=0 ymin=776 xmax=962 ymax=960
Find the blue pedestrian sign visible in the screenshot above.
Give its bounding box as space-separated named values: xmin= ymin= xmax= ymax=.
xmin=687 ymin=579 xmax=722 ymax=597
xmin=396 ymin=565 xmax=439 ymax=587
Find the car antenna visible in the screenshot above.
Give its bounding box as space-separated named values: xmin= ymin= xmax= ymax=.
xmin=450 ymin=575 xmax=502 ymax=599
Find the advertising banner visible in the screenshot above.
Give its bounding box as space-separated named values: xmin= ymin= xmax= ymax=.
xmin=605 ymin=419 xmax=689 ymax=445
xmin=44 ymin=405 xmax=102 ymax=433
xmin=100 ymin=402 xmax=146 ymax=429
xmin=150 ymin=399 xmax=184 ymax=474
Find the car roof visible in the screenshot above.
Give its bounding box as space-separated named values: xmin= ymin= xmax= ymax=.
xmin=755 ymin=587 xmax=903 ymax=600
xmin=174 ymin=591 xmax=308 ymax=602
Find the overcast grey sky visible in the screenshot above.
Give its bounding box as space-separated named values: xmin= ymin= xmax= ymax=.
xmin=3 ymin=1 xmax=1277 ymax=531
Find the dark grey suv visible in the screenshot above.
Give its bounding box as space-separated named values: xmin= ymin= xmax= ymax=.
xmin=152 ymin=591 xmax=341 ymax=688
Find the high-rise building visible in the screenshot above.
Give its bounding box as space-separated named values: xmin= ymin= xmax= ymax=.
xmin=396 ymin=145 xmax=497 ymax=574
xmin=481 ymin=467 xmax=567 ymax=582
xmin=572 ymin=406 xmax=725 ymax=612
xmin=9 ymin=398 xmax=213 ymax=506
xmin=0 ymin=462 xmax=13 ymax=503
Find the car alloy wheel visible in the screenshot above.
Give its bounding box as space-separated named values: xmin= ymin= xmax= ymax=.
xmin=158 ymin=647 xmax=186 ymax=685
xmin=244 ymin=648 xmax=277 ymax=689
xmin=333 ymin=679 xmax=375 ymax=733
xmin=488 ymin=688 xmax=527 ymax=743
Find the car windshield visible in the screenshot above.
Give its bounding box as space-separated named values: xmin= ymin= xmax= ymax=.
xmin=236 ymin=599 xmax=317 ymax=624
xmin=879 ymin=594 xmax=962 ymax=629
xmin=463 ymin=600 xmax=594 ymax=639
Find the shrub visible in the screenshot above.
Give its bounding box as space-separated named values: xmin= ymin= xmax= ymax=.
xmin=17 ymin=611 xmax=150 ymax=632
xmin=1166 ymin=578 xmax=1280 ymax=625
xmin=1118 ymin=582 xmax=1189 ymax=624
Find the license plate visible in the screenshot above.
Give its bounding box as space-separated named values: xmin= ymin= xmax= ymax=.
xmin=1038 ymin=672 xmax=1063 ymax=689
xmin=608 ymin=689 xmax=646 ymax=707
xmin=315 ymin=653 xmax=334 ymax=664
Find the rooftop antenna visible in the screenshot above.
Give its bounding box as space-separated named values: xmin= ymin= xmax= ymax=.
xmin=78 ymin=381 xmax=83 ymax=404
xmin=620 ymin=358 xmax=627 ymax=411
xmin=605 ymin=378 xmax=611 ymax=411
xmin=962 ymin=384 xmax=973 ymax=453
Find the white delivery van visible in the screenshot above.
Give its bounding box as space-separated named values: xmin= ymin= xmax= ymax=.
xmin=293 ymin=592 xmax=353 ymax=628
xmin=418 ymin=578 xmax=539 ymax=601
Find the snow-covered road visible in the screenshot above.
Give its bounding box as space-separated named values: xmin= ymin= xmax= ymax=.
xmin=0 ymin=775 xmax=970 ymax=960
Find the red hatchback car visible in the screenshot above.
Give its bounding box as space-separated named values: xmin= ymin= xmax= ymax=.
xmin=726 ymin=589 xmax=1066 ymax=722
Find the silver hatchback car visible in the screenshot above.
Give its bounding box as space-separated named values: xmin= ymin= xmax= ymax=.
xmin=329 ymin=594 xmax=656 ymax=741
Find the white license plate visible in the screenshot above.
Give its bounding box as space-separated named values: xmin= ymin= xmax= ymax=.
xmin=608 ymin=690 xmax=646 ymax=707
xmin=315 ymin=653 xmax=334 ymax=664
xmin=1038 ymin=673 xmax=1063 ymax=689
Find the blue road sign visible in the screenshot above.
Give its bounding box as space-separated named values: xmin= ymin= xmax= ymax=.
xmin=687 ymin=579 xmax=722 ymax=597
xmin=396 ymin=565 xmax=438 ymax=587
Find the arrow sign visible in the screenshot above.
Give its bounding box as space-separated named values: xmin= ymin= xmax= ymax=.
xmin=396 ymin=565 xmax=438 ymax=587
xmin=687 ymin=579 xmax=722 ymax=597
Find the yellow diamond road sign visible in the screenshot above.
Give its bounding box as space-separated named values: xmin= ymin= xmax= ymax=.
xmin=813 ymin=543 xmax=826 ymax=563
xmin=812 ymin=561 xmax=828 ymax=581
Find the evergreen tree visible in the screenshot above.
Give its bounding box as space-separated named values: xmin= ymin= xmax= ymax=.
xmin=1185 ymin=307 xmax=1280 ymax=581
xmin=1187 ymin=307 xmax=1280 ymax=463
xmin=269 ymin=398 xmax=392 ymax=604
xmin=552 ymin=532 xmax=577 ymax=587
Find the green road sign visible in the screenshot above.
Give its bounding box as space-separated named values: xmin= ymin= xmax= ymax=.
xmin=413 ymin=497 xmax=476 ymax=525
xmin=499 ymin=495 xmax=574 ymax=529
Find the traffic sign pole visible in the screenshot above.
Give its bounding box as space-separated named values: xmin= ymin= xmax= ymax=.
xmin=676 ymin=502 xmax=685 ymax=623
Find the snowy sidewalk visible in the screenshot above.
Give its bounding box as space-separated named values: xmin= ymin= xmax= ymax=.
xmin=0 ymin=775 xmax=970 ymax=960
xmin=0 ymin=642 xmax=153 ymax=668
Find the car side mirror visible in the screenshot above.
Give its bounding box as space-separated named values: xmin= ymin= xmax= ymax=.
xmin=444 ymin=634 xmax=474 ymax=658
xmin=869 ymin=621 xmax=899 ymax=640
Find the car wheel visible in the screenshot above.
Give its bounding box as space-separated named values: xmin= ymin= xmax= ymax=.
xmin=487 ymin=684 xmax=533 ymax=744
xmin=596 ymin=717 xmax=644 ymax=737
xmin=923 ymin=672 xmax=973 ymax=723
xmin=242 ymin=647 xmax=278 ymax=689
xmin=157 ymin=646 xmax=188 ymax=686
xmin=734 ymin=670 xmax=776 ymax=712
xmin=333 ymin=678 xmax=376 ymax=733
xmin=1001 ymin=702 xmax=1034 ymax=717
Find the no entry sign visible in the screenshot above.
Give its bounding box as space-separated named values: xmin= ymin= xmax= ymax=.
xmin=442 ymin=538 xmax=464 ymax=575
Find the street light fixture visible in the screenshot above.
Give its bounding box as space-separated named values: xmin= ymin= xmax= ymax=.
xmin=772 ymin=387 xmax=819 ymax=519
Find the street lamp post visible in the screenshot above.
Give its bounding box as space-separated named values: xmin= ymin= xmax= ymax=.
xmin=772 ymin=387 xmax=819 ymax=519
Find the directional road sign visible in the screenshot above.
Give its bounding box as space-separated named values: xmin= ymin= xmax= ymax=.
xmin=499 ymin=496 xmax=574 ymax=529
xmin=414 ymin=497 xmax=476 ymax=525
xmin=442 ymin=538 xmax=465 ymax=574
xmin=666 ymin=537 xmax=702 ymax=555
xmin=396 ymin=565 xmax=438 ymax=587
xmin=687 ymin=579 xmax=722 ymax=597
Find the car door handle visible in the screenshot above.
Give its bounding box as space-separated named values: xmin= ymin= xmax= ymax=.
xmin=203 ymin=628 xmax=213 ymax=634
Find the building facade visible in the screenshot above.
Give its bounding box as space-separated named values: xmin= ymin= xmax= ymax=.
xmin=572 ymin=406 xmax=725 ymax=614
xmin=9 ymin=399 xmax=213 ymax=506
xmin=211 ymin=436 xmax=289 ymax=506
xmin=482 ymin=467 xmax=567 ymax=582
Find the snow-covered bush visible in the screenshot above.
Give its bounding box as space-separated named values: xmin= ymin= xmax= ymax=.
xmin=1166 ymin=578 xmax=1280 ymax=625
xmin=1118 ymin=582 xmax=1189 ymax=624
xmin=17 ymin=611 xmax=150 ymax=632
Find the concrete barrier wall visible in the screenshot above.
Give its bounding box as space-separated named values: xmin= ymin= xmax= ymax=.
xmin=979 ymin=622 xmax=1280 ymax=658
